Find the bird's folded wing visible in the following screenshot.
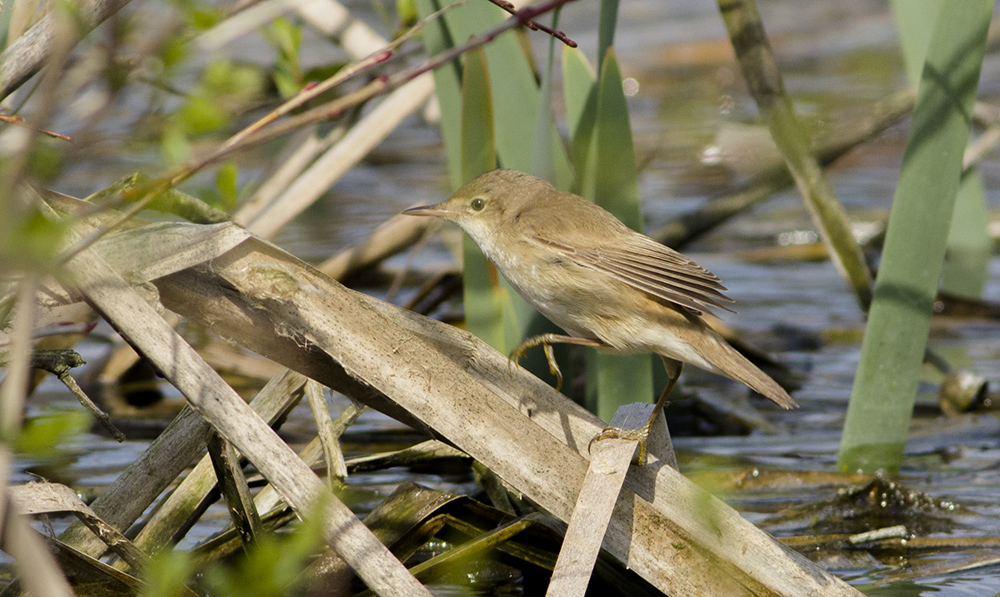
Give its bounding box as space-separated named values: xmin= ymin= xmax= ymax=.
xmin=534 ymin=234 xmax=735 ymax=315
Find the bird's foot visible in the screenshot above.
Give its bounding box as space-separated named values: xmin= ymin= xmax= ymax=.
xmin=508 ymin=337 xmax=564 ymax=392
xmin=508 ymin=342 xmax=529 ymax=369
xmin=542 ymin=343 xmax=563 ymax=391
xmin=588 ymin=424 xmax=652 ymax=466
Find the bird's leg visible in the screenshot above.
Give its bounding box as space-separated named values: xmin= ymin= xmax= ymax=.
xmin=509 ymin=334 xmax=608 ymax=392
xmin=590 ymin=358 xmax=683 ymax=466
xmin=542 ymin=343 xmax=559 ymax=390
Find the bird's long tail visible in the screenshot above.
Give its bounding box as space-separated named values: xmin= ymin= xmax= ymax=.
xmin=700 ymin=323 xmax=797 ymax=409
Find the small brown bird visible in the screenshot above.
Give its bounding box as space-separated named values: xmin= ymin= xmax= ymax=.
xmin=404 ymin=169 xmax=796 ymax=462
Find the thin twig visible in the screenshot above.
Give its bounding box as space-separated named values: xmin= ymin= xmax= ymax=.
xmin=57 ymin=370 xmax=126 ymax=443
xmin=486 ymin=0 xmax=577 ymax=47
xmin=28 ymin=350 xmax=126 ymax=442
xmin=220 ymin=52 xmax=392 ymax=154
xmin=305 ymin=381 xmax=346 ymax=489
xmin=0 ymin=115 xmax=73 ymax=141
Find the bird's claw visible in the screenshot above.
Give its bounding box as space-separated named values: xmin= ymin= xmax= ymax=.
xmin=588 ymin=425 xmax=652 ymax=466
xmin=507 ymin=340 xmax=531 ymax=375
xmin=542 ymin=343 xmax=563 ymax=392
xmin=508 ymin=339 xmax=563 ymax=392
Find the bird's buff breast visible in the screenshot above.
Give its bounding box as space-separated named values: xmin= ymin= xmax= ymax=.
xmin=488 ymin=245 xmax=647 ymax=346
xmin=484 ymin=245 xmax=598 ymax=335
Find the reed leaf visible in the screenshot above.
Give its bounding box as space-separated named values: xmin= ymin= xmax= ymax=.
xmin=459 ymin=47 xmax=496 ymax=184
xmin=563 ymin=46 xmax=597 ymax=196
xmin=529 ymin=10 xmax=560 ymax=186
xmin=942 ymin=172 xmax=991 ymax=297
xmin=581 ymin=49 xmax=654 ymax=420
xmin=415 ymin=0 xmax=463 ymax=189
xmin=458 ymin=47 xmax=511 ymax=351
xmin=892 ymin=0 xmax=990 ymax=300
xmin=837 ymin=1 xmax=991 ymax=473
xmin=432 ymin=0 xmax=571 ymax=186
xmin=597 ymin=0 xmax=618 ymax=72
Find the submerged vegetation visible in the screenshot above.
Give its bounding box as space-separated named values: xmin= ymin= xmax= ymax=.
xmin=0 ymin=0 xmax=998 ymax=595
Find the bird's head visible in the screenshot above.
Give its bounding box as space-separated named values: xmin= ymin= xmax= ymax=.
xmin=402 ymin=169 xmax=550 ymax=251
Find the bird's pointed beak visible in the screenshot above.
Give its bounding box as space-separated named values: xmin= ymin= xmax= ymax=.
xmin=402 ymin=203 xmax=450 ymax=217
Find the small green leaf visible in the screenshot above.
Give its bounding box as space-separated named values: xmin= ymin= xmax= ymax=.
xmin=265 ymin=18 xmax=304 ymax=97
xmin=214 ymin=162 xmax=239 ymax=211
xmin=0 ymin=206 xmax=70 ymax=269
xmin=161 ymin=123 xmax=192 ymax=165
xmin=164 ymin=0 xmax=221 ymax=30
xmin=203 ymin=61 xmax=266 ymax=100
xmin=160 ymin=37 xmax=189 ymax=70
xmin=266 ymin=18 xmax=302 ymax=56
xmin=179 ymin=94 xmax=231 ymax=134
xmin=25 ymin=139 xmax=65 ymax=182
xmin=396 ymin=0 xmax=417 ymax=28
xmin=201 ymin=522 xmax=323 ymax=597
xmin=189 ymin=8 xmax=221 ymax=29
xmin=18 ymin=208 xmax=69 ymax=260
xmin=138 ymin=550 xmax=193 ymax=597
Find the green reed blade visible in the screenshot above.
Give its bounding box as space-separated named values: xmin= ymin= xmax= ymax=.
xmin=837 ymin=1 xmax=991 ymax=473
xmin=582 ymin=49 xmax=654 ymax=420
xmin=893 ymin=0 xmax=990 ymax=300
xmin=458 ymin=46 xmax=508 ymax=351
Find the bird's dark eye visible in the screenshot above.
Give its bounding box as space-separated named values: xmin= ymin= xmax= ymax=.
xmin=470 ymin=197 xmax=486 ymax=211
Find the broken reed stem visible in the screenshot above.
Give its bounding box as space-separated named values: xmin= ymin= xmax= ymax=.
xmin=718 ymin=0 xmax=875 ymax=311
xmin=305 ymin=380 xmax=348 ymax=487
